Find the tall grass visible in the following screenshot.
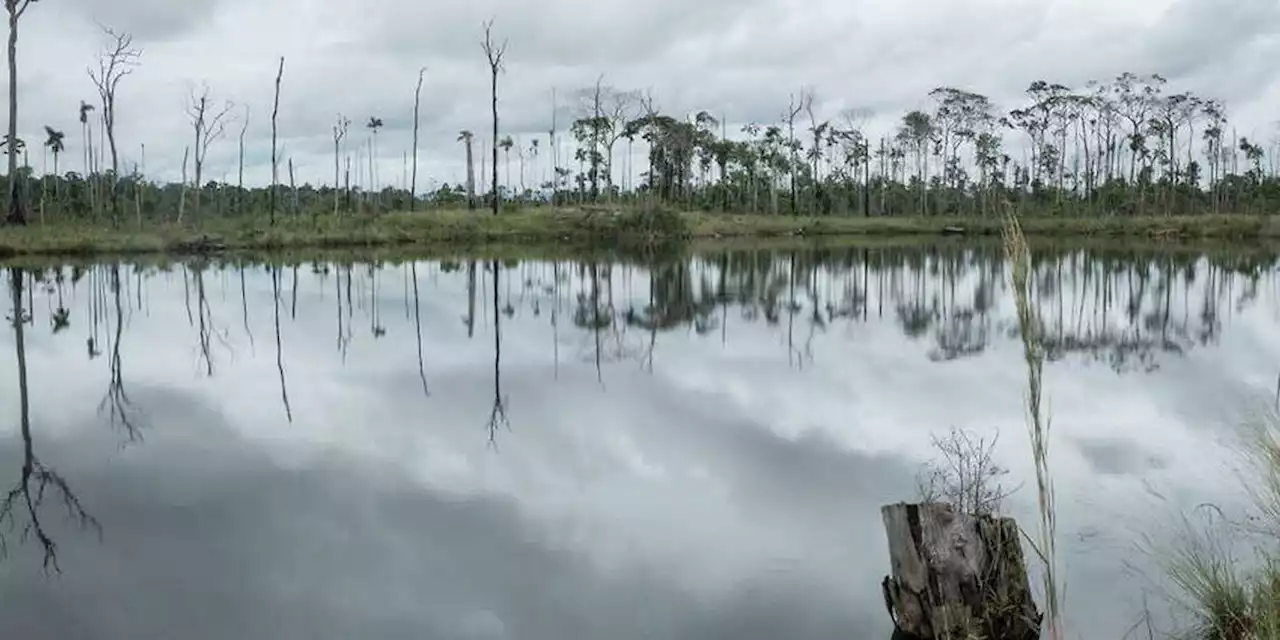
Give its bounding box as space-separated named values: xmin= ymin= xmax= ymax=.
xmin=1003 ymin=213 xmax=1063 ymax=640
xmin=1159 ymin=417 xmax=1280 ymax=639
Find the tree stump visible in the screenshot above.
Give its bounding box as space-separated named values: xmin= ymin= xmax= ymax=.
xmin=880 ymin=502 xmax=1041 ymax=640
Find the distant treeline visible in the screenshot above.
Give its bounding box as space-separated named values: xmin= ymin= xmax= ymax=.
xmin=12 ymin=71 xmax=1280 ymax=224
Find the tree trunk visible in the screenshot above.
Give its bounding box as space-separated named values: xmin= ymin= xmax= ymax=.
xmin=5 ymin=6 xmax=22 ymax=224
xmin=464 ymin=139 xmax=476 ymax=209
xmin=410 ymin=68 xmax=424 ymax=212
xmin=269 ymin=56 xmax=283 ymax=225
xmin=178 ymin=146 xmax=189 ymax=223
xmin=490 ymin=71 xmax=499 ymax=216
xmin=881 ymin=503 xmax=1040 ymax=640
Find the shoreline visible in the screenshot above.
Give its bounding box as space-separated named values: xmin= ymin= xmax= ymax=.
xmin=0 ymin=209 xmax=1276 ymax=259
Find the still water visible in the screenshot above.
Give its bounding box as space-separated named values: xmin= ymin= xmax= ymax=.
xmin=0 ymin=242 xmax=1276 ymax=638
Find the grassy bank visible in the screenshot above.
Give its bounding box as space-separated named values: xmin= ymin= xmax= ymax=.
xmin=0 ymin=208 xmax=1277 ymax=257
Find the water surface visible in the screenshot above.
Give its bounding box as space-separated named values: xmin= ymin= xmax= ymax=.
xmin=0 ymin=243 xmax=1276 ymax=638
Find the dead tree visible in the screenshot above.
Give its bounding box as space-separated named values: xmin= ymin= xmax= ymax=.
xmin=784 ymin=89 xmax=812 ymax=216
xmin=410 ymin=67 xmax=425 ymax=212
xmin=236 ymin=106 xmax=249 ymax=214
xmin=4 ymin=0 xmax=37 ymax=224
xmin=269 ymin=56 xmax=284 ymax=224
xmin=178 ymin=145 xmax=189 ymax=222
xmin=881 ymin=503 xmax=1041 ymax=640
xmin=481 ymin=19 xmax=507 ymax=216
xmin=332 ymin=114 xmax=349 ymax=216
xmin=182 ymin=83 xmax=233 ymax=221
xmin=87 ymin=25 xmax=141 ymax=227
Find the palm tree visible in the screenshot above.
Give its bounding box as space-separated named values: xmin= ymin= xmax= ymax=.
xmin=42 ymin=126 xmax=63 ymax=218
xmin=366 ymin=116 xmax=383 ymax=209
xmin=458 ymin=130 xmax=476 ymax=209
xmin=79 ymin=101 xmax=96 ymax=217
xmin=43 ymin=126 xmax=63 ymax=175
xmin=499 ymin=135 xmax=514 ymax=200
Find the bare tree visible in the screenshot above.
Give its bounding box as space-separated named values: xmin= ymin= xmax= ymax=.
xmin=3 ymin=0 xmax=37 ymax=224
xmin=784 ymin=89 xmax=813 ymax=216
xmin=917 ymin=427 xmax=1017 ymax=516
xmin=87 ymin=25 xmax=141 ymax=227
xmin=269 ymin=56 xmax=283 ymax=224
xmin=178 ymin=145 xmax=189 ymax=221
xmin=332 ymin=114 xmax=349 ymax=216
xmin=237 ymin=106 xmax=249 ymax=214
xmin=481 ymin=19 xmax=508 ymax=216
xmin=410 ymin=67 xmax=425 ymax=212
xmin=182 ymin=83 xmax=234 ymax=221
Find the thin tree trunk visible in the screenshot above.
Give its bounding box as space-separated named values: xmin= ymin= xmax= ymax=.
xmin=5 ymin=4 xmax=23 ymax=224
xmin=178 ymin=146 xmax=189 ymax=223
xmin=269 ymin=56 xmax=283 ymax=225
xmin=410 ymin=68 xmax=424 ymax=212
xmin=288 ymin=158 xmax=297 ymax=215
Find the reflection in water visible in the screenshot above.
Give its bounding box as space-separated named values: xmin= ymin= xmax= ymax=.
xmin=272 ymin=265 xmax=293 ymax=423
xmin=99 ymin=264 xmax=138 ymax=440
xmin=410 ymin=263 xmax=429 ymax=396
xmin=0 ymin=244 xmax=1277 ymax=636
xmin=487 ymin=260 xmax=510 ymax=447
xmin=2 ymin=268 xmax=99 ymax=572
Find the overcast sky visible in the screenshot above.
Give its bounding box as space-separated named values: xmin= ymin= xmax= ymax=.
xmin=15 ymin=0 xmax=1280 ymax=191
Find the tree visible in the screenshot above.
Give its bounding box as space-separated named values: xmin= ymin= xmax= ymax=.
xmin=331 ymin=114 xmax=349 ymax=216
xmin=182 ymin=83 xmax=234 ymax=221
xmin=4 ymin=0 xmax=38 ymax=224
xmin=86 ymin=25 xmax=141 ymax=227
xmin=77 ymin=100 xmax=96 ymax=216
xmin=237 ymin=106 xmax=249 ymax=214
xmin=481 ymin=18 xmax=507 ymax=216
xmin=365 ymin=116 xmax=383 ymax=210
xmin=410 ymin=67 xmax=425 ymax=212
xmin=784 ymin=89 xmax=812 ymax=215
xmin=499 ymin=135 xmax=514 ymax=198
xmin=458 ymin=130 xmax=476 ymax=209
xmin=269 ymin=57 xmax=284 ymax=224
xmin=40 ymin=125 xmax=61 ymax=219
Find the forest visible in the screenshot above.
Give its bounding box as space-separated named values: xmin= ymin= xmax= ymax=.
xmin=1 ymin=11 xmax=1279 ymax=231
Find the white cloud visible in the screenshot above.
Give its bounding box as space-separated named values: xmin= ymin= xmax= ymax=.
xmin=8 ymin=0 xmax=1279 ymax=193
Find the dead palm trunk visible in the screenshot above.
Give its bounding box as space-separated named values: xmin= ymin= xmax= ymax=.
xmin=482 ymin=20 xmax=507 ymax=216
xmin=410 ymin=68 xmax=425 ymax=212
xmin=269 ymin=57 xmax=283 ymax=225
xmin=5 ymin=0 xmax=34 ymax=224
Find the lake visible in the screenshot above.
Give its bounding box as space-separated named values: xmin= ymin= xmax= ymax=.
xmin=0 ymin=240 xmax=1275 ymax=639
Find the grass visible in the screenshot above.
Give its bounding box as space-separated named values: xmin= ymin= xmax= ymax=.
xmin=0 ymin=207 xmax=1277 ymax=258
xmin=1157 ymin=418 xmax=1280 ymax=640
xmin=1003 ymin=213 xmax=1064 ymax=640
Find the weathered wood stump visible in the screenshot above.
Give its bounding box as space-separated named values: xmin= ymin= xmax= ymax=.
xmin=881 ymin=502 xmax=1041 ymax=640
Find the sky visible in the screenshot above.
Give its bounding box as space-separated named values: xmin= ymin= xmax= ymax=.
xmin=14 ymin=0 xmax=1280 ymax=191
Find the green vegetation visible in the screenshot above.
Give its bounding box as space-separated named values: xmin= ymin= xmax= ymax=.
xmin=0 ymin=208 xmax=1278 ymax=258
xmin=1154 ymin=421 xmax=1280 ymax=640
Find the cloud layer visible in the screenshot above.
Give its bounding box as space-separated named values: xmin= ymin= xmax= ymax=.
xmin=12 ymin=0 xmax=1280 ymax=193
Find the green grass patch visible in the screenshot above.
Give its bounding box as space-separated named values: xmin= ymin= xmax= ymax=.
xmin=0 ymin=208 xmax=1276 ymax=259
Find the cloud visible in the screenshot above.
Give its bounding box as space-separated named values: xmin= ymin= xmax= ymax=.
xmin=6 ymin=0 xmax=1277 ymax=193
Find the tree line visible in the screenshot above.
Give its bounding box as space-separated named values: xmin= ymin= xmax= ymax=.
xmin=3 ymin=8 xmax=1279 ymax=226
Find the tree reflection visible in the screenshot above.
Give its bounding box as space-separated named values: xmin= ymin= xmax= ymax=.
xmin=271 ymin=265 xmax=293 ymax=422
xmin=485 ymin=260 xmax=509 ymax=448
xmin=98 ymin=264 xmax=139 ymax=441
xmin=2 ymin=267 xmax=100 ymax=572
xmin=410 ymin=262 xmax=429 ymax=396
